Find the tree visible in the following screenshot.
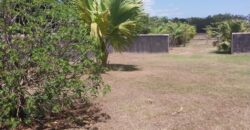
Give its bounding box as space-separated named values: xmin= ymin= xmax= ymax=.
xmin=136 ymin=14 xmax=151 ymax=34
xmin=247 ymin=14 xmax=250 ymax=22
xmin=206 ymin=20 xmax=250 ymax=52
xmin=172 ymin=14 xmax=247 ymax=33
xmin=74 ymin=0 xmax=142 ymax=65
xmin=151 ymin=22 xmax=196 ymax=47
xmin=0 ymin=0 xmax=108 ymax=128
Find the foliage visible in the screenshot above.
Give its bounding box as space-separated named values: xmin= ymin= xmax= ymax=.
xmin=151 ymin=22 xmax=196 ymax=46
xmin=135 ymin=14 xmax=151 ymax=34
xmin=115 ymin=13 xmax=247 ymax=46
xmin=135 ymin=15 xmax=196 ymax=46
xmin=206 ymin=20 xmax=250 ymax=52
xmin=0 ymin=0 xmax=108 ymax=128
xmin=147 ymin=16 xmax=169 ymax=33
xmin=141 ymin=13 xmax=247 ymax=33
xmin=217 ymin=42 xmax=231 ymax=52
xmin=74 ymin=0 xmax=142 ymax=65
xmin=174 ymin=13 xmax=247 ymax=33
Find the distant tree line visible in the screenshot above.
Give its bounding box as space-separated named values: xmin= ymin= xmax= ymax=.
xmin=138 ymin=13 xmax=249 ymax=34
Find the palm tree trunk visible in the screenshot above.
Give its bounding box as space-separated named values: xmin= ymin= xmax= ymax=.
xmin=101 ymin=41 xmax=109 ymax=66
xmin=101 ymin=51 xmax=108 ymax=66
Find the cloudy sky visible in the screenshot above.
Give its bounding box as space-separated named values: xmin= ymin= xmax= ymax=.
xmin=142 ymin=0 xmax=250 ymax=18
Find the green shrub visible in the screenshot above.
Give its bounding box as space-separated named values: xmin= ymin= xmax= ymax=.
xmin=206 ymin=20 xmax=250 ymax=52
xmin=0 ymin=0 xmax=109 ymax=128
xmin=218 ymin=42 xmax=231 ymax=53
xmin=151 ymin=22 xmax=197 ymax=46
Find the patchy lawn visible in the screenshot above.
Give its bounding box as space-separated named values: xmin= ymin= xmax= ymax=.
xmin=94 ymin=35 xmax=250 ymax=130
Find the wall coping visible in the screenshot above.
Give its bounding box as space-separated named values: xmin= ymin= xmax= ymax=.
xmin=138 ymin=34 xmax=169 ymax=36
xmin=232 ymin=32 xmax=250 ymax=35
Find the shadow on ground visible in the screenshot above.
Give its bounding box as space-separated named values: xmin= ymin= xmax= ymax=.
xmin=20 ymin=103 xmax=110 ymax=130
xmin=108 ymin=64 xmax=140 ymax=72
xmin=209 ymin=50 xmax=231 ymax=55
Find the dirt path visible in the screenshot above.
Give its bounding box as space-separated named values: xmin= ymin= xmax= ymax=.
xmin=92 ymin=34 xmax=250 ymax=130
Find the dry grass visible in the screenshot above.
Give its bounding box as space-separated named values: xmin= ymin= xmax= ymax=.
xmin=93 ymin=35 xmax=250 ymax=130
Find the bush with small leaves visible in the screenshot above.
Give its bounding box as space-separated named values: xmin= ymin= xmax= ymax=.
xmin=0 ymin=0 xmax=109 ymax=128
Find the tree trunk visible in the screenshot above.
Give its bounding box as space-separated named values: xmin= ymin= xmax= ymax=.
xmin=101 ymin=42 xmax=109 ymax=66
xmin=101 ymin=50 xmax=108 ymax=66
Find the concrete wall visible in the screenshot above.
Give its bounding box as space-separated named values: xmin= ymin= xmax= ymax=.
xmin=109 ymin=34 xmax=169 ymax=53
xmin=232 ymin=33 xmax=250 ymax=53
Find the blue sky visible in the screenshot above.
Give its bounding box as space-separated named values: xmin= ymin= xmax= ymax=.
xmin=142 ymin=0 xmax=250 ymax=18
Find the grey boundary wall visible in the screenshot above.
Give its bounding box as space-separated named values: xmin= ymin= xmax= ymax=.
xmin=109 ymin=34 xmax=169 ymax=53
xmin=232 ymin=32 xmax=250 ymax=53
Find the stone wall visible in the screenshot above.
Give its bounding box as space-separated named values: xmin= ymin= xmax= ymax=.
xmin=232 ymin=33 xmax=250 ymax=53
xmin=109 ymin=34 xmax=169 ymax=53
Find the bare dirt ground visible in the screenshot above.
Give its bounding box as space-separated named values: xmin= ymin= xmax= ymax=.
xmin=92 ymin=34 xmax=250 ymax=130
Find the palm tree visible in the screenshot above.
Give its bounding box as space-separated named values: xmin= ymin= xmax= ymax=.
xmin=163 ymin=22 xmax=196 ymax=47
xmin=207 ymin=20 xmax=249 ymax=43
xmin=75 ymin=0 xmax=142 ymax=65
xmin=206 ymin=20 xmax=249 ymax=52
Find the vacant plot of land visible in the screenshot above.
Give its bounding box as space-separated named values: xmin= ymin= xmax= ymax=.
xmin=94 ymin=35 xmax=250 ymax=130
